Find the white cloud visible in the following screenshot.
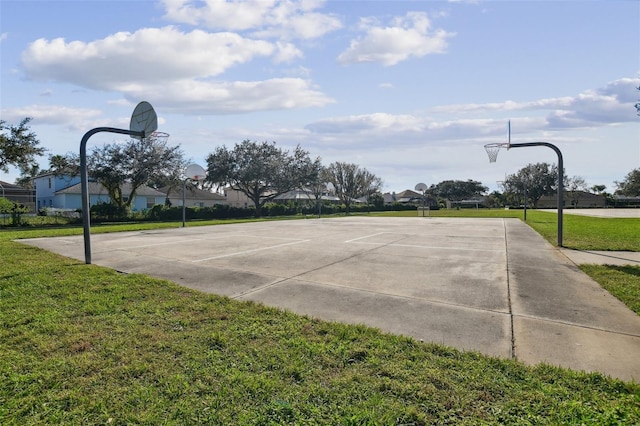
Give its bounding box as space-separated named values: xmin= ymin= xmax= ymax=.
xmin=19 ymin=26 xmax=336 ymax=114
xmin=21 ymin=26 xmax=274 ymax=87
xmin=430 ymin=78 xmax=640 ymax=127
xmin=273 ymin=41 xmax=304 ymax=63
xmin=0 ymin=105 xmax=104 ymax=129
xmin=0 ymin=33 xmax=8 ymax=42
xmin=161 ymin=0 xmax=342 ymax=40
xmin=338 ymin=12 xmax=455 ymax=66
xmin=123 ymin=78 xmax=335 ymax=114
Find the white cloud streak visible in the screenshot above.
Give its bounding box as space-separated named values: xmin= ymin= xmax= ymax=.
xmin=338 ymin=12 xmax=455 ymax=66
xmin=161 ymin=0 xmax=342 ymax=40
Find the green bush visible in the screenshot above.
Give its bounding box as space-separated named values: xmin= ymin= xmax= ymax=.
xmin=90 ymin=202 xmax=128 ymax=222
xmin=0 ymin=198 xmax=29 ymax=226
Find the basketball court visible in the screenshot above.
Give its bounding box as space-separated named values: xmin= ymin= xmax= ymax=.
xmin=20 ymin=216 xmax=640 ymax=381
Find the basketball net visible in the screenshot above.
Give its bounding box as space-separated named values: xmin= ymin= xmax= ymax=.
xmin=484 ymin=143 xmax=507 ymax=163
xmin=144 ymin=131 xmax=170 ymax=144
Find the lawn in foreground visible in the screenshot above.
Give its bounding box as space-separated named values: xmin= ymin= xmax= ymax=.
xmin=1 ymin=228 xmax=639 ymax=424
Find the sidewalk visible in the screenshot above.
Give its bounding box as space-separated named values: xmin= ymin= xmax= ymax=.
xmin=560 ymin=249 xmax=640 ymax=266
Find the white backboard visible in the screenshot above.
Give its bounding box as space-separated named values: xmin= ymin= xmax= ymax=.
xmin=130 ymin=101 xmax=158 ymax=138
xmin=185 ymin=164 xmax=206 ymax=181
xmin=414 ymin=183 xmax=427 ymax=192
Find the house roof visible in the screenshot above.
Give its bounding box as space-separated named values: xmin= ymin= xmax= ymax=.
xmin=159 ymin=186 xmax=225 ymax=201
xmin=56 ymin=182 xmax=166 ymax=197
xmin=0 ymin=180 xmax=23 ymax=189
xmin=395 ymin=189 xmax=422 ymax=198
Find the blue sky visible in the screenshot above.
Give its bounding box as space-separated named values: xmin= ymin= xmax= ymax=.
xmin=1 ymin=0 xmax=639 ymax=194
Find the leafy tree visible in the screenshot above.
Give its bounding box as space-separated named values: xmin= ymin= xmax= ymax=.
xmin=48 ymin=153 xmax=80 ymax=176
xmin=615 ymin=168 xmax=640 ymax=196
xmin=503 ymin=162 xmax=558 ymax=208
xmin=428 ymin=179 xmax=487 ymax=201
xmin=566 ymin=176 xmax=589 ymax=207
xmin=205 ymin=140 xmax=321 ymax=217
xmin=88 ymin=134 xmax=185 ymax=209
xmin=0 ymin=118 xmax=46 ymax=174
xmin=590 ymin=184 xmax=607 ymax=195
xmin=325 ymin=162 xmax=381 ymax=214
xmin=15 ymin=163 xmax=41 ymax=189
xmin=359 ymin=169 xmax=383 ymax=205
xmin=308 ymin=166 xmax=331 ymax=217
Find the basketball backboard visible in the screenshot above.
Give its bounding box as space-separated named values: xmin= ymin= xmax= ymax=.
xmin=185 ymin=163 xmax=206 ymax=181
xmin=414 ymin=183 xmax=427 ymax=192
xmin=130 ymin=101 xmax=158 ymax=139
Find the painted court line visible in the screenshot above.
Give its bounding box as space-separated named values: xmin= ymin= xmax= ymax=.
xmin=344 ymin=232 xmax=502 ymax=253
xmin=348 ymin=241 xmax=503 ymax=253
xmin=192 ymin=239 xmax=310 ymax=263
xmin=344 ymin=232 xmax=387 ymax=243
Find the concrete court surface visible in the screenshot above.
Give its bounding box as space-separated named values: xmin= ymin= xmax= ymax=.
xmin=20 ymin=216 xmax=640 ymax=381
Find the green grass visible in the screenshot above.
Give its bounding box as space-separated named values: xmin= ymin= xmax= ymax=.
xmin=579 ymin=265 xmax=640 ymax=316
xmin=374 ymin=209 xmax=640 ymax=251
xmin=2 ymin=212 xmax=640 ymax=424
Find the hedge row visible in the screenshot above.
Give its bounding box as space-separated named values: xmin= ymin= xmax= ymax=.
xmin=87 ymin=201 xmax=420 ymax=222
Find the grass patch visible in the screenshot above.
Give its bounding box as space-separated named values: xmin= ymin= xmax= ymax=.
xmin=374 ymin=209 xmax=640 ymax=251
xmin=580 ymin=265 xmax=640 ymax=316
xmin=2 ymin=220 xmax=640 ymax=424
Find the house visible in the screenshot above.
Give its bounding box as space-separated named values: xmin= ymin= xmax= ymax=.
xmin=383 ymin=190 xmax=438 ymax=208
xmin=159 ymin=185 xmax=226 ymax=208
xmin=34 ymin=174 xmax=165 ymax=211
xmin=224 ymin=186 xmax=253 ymax=208
xmin=273 ymin=188 xmax=341 ymax=204
xmin=537 ymin=191 xmax=606 ymax=209
xmin=611 ymin=195 xmax=640 ymax=208
xmin=34 ymin=173 xmax=80 ymax=210
xmin=0 ymin=180 xmax=36 ymax=212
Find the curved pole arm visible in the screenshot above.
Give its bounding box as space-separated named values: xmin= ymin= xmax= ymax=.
xmin=80 ymin=127 xmax=145 ymax=264
xmin=508 ymin=142 xmax=564 ymax=247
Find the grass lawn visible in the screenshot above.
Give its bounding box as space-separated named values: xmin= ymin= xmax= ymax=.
xmin=2 ymin=214 xmax=640 ymax=424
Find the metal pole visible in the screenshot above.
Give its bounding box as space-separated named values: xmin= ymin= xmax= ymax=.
xmin=523 ymin=182 xmax=527 ymax=221
xmin=509 ymin=142 xmax=564 ymax=247
xmin=182 ymin=179 xmax=187 ymax=227
xmin=80 ymin=127 xmax=144 ymax=264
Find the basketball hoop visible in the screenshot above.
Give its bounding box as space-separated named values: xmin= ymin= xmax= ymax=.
xmin=143 ymin=131 xmax=170 ymax=144
xmin=484 ymin=143 xmax=508 ymax=163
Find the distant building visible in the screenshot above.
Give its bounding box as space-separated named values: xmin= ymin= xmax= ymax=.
xmin=383 ymin=189 xmax=438 ymax=208
xmin=611 ymin=195 xmax=640 ymax=208
xmin=33 ymin=174 xmax=165 ymax=211
xmin=159 ymin=185 xmax=226 ymax=208
xmin=537 ymin=191 xmax=606 ymax=209
xmin=224 ymin=186 xmax=254 ymax=209
xmin=0 ymin=180 xmax=36 ymax=212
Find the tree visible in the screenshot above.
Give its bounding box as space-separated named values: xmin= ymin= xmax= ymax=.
xmin=48 ymin=153 xmax=80 ymax=176
xmin=615 ymin=168 xmax=640 ymax=196
xmin=428 ymin=179 xmax=488 ymax=201
xmin=359 ymin=169 xmax=383 ymax=207
xmin=325 ymin=162 xmax=381 ymax=213
xmin=503 ymin=162 xmax=558 ymax=208
xmin=15 ymin=163 xmax=41 ymax=189
xmin=205 ymin=140 xmax=321 ymax=217
xmin=88 ymin=134 xmax=185 ymax=209
xmin=0 ymin=118 xmax=46 ymax=174
xmin=308 ymin=166 xmax=331 ymax=217
xmin=566 ymin=176 xmax=588 ymax=207
xmin=590 ymin=184 xmax=607 ymax=195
